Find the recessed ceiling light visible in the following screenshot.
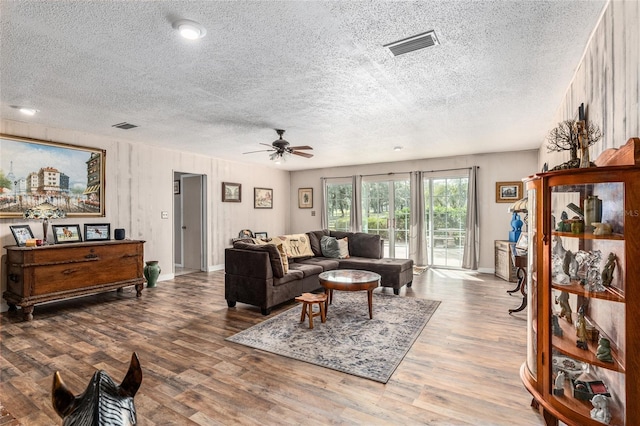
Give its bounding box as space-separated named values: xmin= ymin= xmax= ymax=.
xmin=393 ymin=146 xmax=403 ymax=151
xmin=172 ymin=19 xmax=207 ymax=40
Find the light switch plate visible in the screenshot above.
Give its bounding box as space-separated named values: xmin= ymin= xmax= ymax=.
xmin=161 ymin=211 xmax=169 ymax=219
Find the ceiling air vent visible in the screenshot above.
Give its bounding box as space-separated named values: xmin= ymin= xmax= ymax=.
xmin=384 ymin=30 xmax=439 ymax=56
xmin=112 ymin=122 xmax=138 ymax=130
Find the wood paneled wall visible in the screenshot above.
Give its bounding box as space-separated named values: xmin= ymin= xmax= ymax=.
xmin=540 ymin=0 xmax=640 ymax=168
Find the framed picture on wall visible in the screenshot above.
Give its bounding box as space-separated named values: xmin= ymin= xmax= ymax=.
xmin=0 ymin=134 xmax=106 ymax=218
xmin=496 ymin=181 xmax=523 ymax=203
xmin=298 ymin=188 xmax=313 ymax=208
xmin=254 ymin=187 xmax=273 ymax=209
xmin=222 ymin=182 xmax=241 ymax=202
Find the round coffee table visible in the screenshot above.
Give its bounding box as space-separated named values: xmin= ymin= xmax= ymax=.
xmin=318 ymin=269 xmax=381 ymax=319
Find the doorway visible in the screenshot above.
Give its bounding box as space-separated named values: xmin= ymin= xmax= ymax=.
xmin=361 ymin=178 xmax=410 ymax=258
xmin=173 ymin=172 xmax=207 ymax=276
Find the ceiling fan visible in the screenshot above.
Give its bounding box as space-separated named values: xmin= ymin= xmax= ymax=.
xmin=243 ymin=129 xmax=313 ymax=161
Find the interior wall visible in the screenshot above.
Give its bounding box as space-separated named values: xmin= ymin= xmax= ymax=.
xmin=0 ymin=119 xmax=291 ymax=311
xmin=289 ymin=150 xmax=539 ymax=272
xmin=539 ymin=0 xmax=639 ymax=169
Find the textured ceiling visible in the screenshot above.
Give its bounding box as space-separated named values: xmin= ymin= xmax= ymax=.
xmin=0 ymin=1 xmax=607 ymax=171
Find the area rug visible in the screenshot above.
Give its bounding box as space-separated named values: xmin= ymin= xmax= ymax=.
xmin=226 ymin=292 xmax=440 ymax=383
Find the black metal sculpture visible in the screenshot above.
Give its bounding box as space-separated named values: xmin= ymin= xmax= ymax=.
xmin=52 ymin=352 xmax=142 ymax=426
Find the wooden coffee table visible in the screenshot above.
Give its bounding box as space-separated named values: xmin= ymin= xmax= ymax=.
xmin=318 ymin=269 xmax=381 ymax=319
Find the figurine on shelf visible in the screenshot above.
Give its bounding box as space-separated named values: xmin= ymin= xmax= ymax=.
xmin=552 ymin=314 xmax=563 ymax=337
xmin=576 ymin=305 xmax=588 ymax=350
xmin=556 ymin=291 xmax=572 ymax=324
xmin=596 ymin=337 xmax=614 ymax=363
xmin=592 ymin=222 xmax=612 ymax=236
xmin=590 ymin=394 xmax=612 ymax=424
xmin=601 ymin=253 xmax=616 ymax=287
xmin=553 ymin=371 xmax=565 ymax=396
xmin=587 ymin=250 xmax=605 ymax=292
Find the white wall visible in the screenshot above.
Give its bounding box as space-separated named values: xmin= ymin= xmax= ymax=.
xmin=289 ymin=150 xmax=539 ymax=272
xmin=539 ymin=0 xmax=639 ymax=168
xmin=0 ymin=119 xmax=290 ymax=311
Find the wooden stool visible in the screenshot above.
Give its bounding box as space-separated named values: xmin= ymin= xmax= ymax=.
xmin=295 ymin=293 xmax=327 ymax=329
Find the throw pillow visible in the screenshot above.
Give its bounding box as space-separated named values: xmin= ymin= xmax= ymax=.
xmin=254 ymin=237 xmax=289 ymax=274
xmin=320 ymin=236 xmax=340 ymax=258
xmin=337 ymin=237 xmax=350 ymax=259
xmin=278 ymin=233 xmax=314 ymax=259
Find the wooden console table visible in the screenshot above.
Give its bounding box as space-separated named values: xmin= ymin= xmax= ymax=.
xmin=3 ymin=240 xmax=145 ymax=321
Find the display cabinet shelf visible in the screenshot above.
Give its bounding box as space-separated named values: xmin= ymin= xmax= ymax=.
xmin=552 ymin=231 xmax=624 ymax=240
xmin=551 ymin=282 xmax=625 ymax=302
xmin=552 ymin=319 xmax=625 ymax=373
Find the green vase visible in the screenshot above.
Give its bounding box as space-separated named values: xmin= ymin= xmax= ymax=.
xmin=144 ymin=261 xmax=161 ymax=288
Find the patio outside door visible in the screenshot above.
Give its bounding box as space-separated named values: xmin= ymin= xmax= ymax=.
xmin=361 ymin=179 xmax=410 ymax=258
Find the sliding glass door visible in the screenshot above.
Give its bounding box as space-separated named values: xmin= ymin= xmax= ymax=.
xmin=362 ymin=178 xmax=410 ymax=258
xmin=424 ymin=175 xmax=468 ymax=268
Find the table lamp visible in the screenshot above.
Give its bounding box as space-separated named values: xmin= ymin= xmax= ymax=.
xmin=23 ymin=202 xmax=66 ymax=244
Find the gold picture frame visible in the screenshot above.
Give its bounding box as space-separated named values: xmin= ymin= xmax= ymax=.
xmin=496 ymin=181 xmax=523 ymax=203
xmin=0 ymin=134 xmax=106 ymax=217
xmin=298 ymin=188 xmax=313 ymax=208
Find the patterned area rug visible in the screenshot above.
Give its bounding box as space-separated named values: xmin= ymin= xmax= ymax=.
xmin=226 ymin=292 xmax=440 ymax=383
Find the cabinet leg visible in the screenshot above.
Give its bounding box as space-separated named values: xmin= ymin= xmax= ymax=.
xmin=23 ymin=306 xmax=34 ymax=321
xmin=135 ymin=284 xmax=143 ymax=297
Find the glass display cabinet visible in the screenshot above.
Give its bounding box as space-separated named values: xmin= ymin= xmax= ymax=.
xmin=520 ymin=165 xmax=639 ymax=426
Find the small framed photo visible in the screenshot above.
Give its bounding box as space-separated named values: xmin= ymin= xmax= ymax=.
xmin=174 ymin=180 xmax=180 ymax=194
xmin=52 ymin=224 xmax=83 ymax=244
xmin=496 ymin=181 xmax=523 ymax=203
xmin=254 ymin=187 xmax=273 ymax=209
xmin=516 ymin=232 xmax=529 ymax=250
xmin=84 ymin=223 xmax=111 ymax=241
xmin=298 ymin=188 xmax=313 ymax=209
xmin=222 ymin=182 xmax=241 ymax=202
xmin=10 ymin=225 xmax=34 ymax=246
xmin=254 ymin=232 xmax=268 ymax=239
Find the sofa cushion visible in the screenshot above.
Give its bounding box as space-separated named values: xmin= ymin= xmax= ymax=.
xmin=307 ymin=229 xmax=330 ymax=256
xmin=278 ymin=233 xmax=315 ymax=259
xmin=273 ymin=270 xmax=304 ymax=286
xmin=296 ymin=257 xmax=339 ymax=271
xmin=233 ymin=241 xmax=285 ymax=278
xmin=288 ymin=262 xmax=323 ymax=278
xmin=349 ymin=233 xmax=382 ymax=259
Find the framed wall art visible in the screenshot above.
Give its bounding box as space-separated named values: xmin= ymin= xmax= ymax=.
xmin=0 ymin=134 xmax=106 ymax=218
xmin=496 ymin=181 xmax=523 ymax=203
xmin=298 ymin=188 xmax=313 ymax=208
xmin=9 ymin=225 xmax=34 ymax=246
xmin=254 ymin=187 xmax=273 ymax=209
xmin=222 ymin=182 xmax=241 ymax=202
xmin=84 ymin=223 xmax=111 ymax=241
xmin=52 ymin=224 xmax=83 ymax=244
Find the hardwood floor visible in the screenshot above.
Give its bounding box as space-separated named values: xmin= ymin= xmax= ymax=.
xmin=0 ymin=269 xmax=544 ymax=425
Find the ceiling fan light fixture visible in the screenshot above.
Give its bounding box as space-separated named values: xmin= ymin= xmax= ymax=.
xmin=10 ymin=105 xmax=38 ymax=115
xmin=173 ymin=19 xmax=207 ymax=40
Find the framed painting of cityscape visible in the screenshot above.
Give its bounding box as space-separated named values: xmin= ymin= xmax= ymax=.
xmin=0 ymin=134 xmax=106 ymax=218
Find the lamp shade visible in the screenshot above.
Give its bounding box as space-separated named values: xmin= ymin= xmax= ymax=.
xmin=23 ymin=202 xmax=66 ymax=220
xmin=508 ymin=197 xmax=528 ymax=213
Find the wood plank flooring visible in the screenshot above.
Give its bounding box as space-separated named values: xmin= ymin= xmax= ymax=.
xmin=0 ymin=269 xmax=544 ymax=425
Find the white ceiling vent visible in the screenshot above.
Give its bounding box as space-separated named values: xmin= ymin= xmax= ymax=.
xmin=384 ymin=30 xmax=439 ymax=56
xmin=112 ymin=122 xmax=138 ymax=130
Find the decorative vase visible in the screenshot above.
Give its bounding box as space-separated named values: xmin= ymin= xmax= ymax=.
xmin=584 ymin=195 xmax=602 ymax=231
xmin=144 ymin=261 xmax=161 ymax=288
xmin=509 ymin=212 xmax=523 ymax=242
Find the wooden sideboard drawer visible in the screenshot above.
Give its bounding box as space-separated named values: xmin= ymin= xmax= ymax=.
xmin=4 ymin=240 xmax=145 ymax=320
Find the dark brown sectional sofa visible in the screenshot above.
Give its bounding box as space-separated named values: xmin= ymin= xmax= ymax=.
xmin=224 ymin=230 xmax=413 ymax=315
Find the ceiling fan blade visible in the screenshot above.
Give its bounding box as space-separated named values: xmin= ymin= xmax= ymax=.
xmin=292 ymin=150 xmax=314 ymax=158
xmin=288 ymin=145 xmax=313 ymax=151
xmin=243 ymin=149 xmax=275 ymax=154
xmin=260 ymin=143 xmax=275 ymax=148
